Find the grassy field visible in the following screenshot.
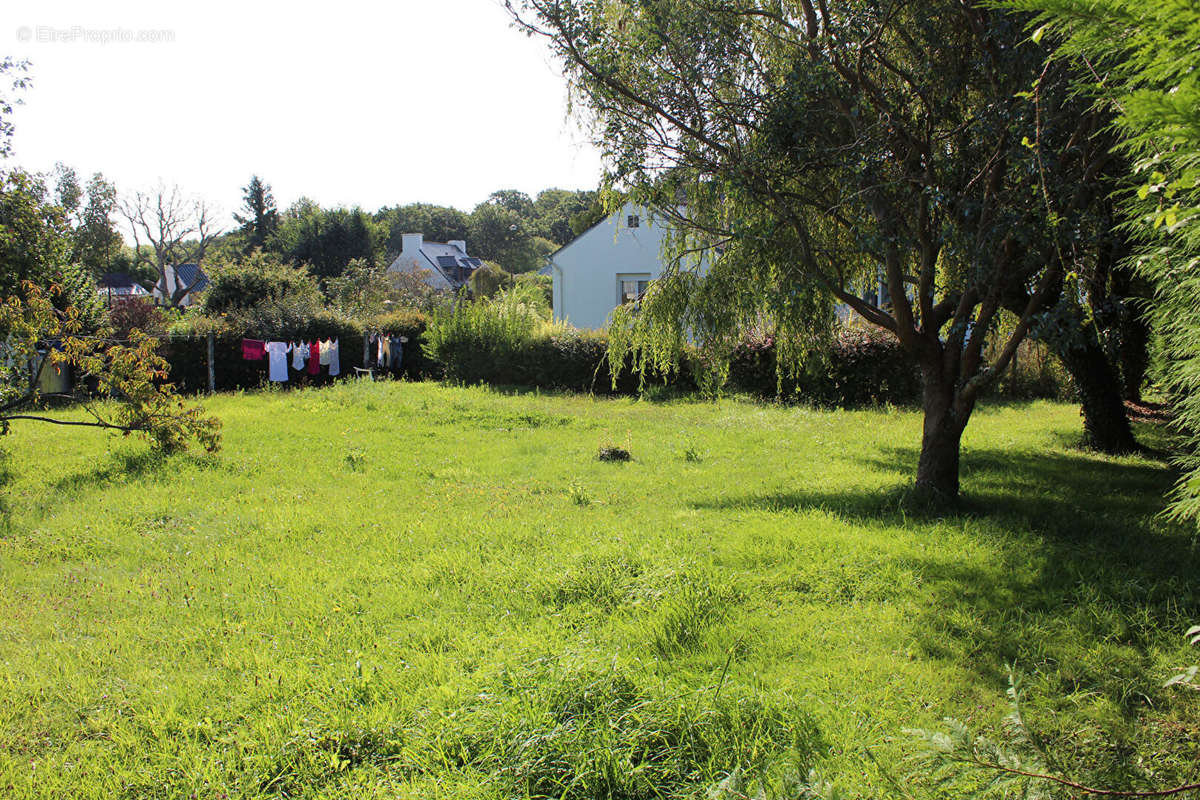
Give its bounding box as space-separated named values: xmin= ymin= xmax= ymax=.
xmin=0 ymin=381 xmax=1197 ymax=799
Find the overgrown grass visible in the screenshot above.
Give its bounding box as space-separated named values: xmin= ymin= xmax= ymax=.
xmin=0 ymin=382 xmax=1195 ymax=798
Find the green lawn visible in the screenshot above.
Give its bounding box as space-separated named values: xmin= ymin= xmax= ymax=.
xmin=1 ymin=382 xmax=1196 ymax=799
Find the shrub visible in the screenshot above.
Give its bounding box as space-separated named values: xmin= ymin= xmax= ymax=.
xmin=985 ymin=337 xmax=1074 ymax=401
xmin=157 ymin=308 xmax=433 ymax=393
xmin=202 ymin=256 xmax=323 ymax=332
xmin=467 ymin=263 xmax=514 ymax=298
xmin=727 ymin=326 xmax=921 ymax=407
xmin=107 ymin=297 xmax=167 ymax=340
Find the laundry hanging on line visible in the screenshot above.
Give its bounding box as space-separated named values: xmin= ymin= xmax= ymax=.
xmin=244 ymin=338 xmax=342 ymax=383
xmin=369 ymin=333 xmax=408 ymax=370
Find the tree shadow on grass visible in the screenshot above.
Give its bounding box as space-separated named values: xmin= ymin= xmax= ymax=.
xmin=692 ymin=445 xmax=1199 ymax=702
xmin=49 ymin=448 xmax=177 ymax=495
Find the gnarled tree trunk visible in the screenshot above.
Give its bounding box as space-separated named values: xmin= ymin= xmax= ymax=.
xmin=1055 ymin=330 xmax=1139 ymax=454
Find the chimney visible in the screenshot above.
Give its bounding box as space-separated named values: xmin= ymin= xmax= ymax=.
xmin=401 ymin=233 xmax=423 ymax=254
xmin=448 ymin=239 xmax=467 ymax=255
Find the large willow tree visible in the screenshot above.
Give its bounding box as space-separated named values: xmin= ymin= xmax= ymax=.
xmin=509 ymin=0 xmax=1114 ymax=501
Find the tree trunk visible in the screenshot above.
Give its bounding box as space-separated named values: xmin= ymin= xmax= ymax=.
xmin=1118 ymin=305 xmax=1150 ymax=402
xmin=1055 ymin=331 xmax=1139 ymax=454
xmin=914 ymin=369 xmax=968 ymax=503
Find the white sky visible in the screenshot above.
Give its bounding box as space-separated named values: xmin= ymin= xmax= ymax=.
xmin=1 ymin=0 xmax=605 ymax=227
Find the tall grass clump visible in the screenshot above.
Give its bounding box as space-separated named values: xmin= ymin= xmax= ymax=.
xmin=423 ymin=285 xmax=545 ymax=384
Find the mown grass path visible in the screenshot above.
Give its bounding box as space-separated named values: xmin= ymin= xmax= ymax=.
xmin=1 ymin=382 xmax=1196 ymax=798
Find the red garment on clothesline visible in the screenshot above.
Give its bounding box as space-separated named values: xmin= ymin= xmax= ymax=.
xmin=242 ymin=339 xmax=265 ymax=360
xmin=308 ymin=340 xmax=321 ymax=374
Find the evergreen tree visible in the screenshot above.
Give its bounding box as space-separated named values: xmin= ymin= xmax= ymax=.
xmin=233 ymin=175 xmax=279 ymax=252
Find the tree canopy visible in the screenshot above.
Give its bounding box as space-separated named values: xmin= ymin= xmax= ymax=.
xmin=509 ymin=0 xmax=1114 ymax=501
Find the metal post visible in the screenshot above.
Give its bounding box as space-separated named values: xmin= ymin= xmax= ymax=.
xmin=363 ymin=332 xmax=370 ymax=369
xmin=206 ymin=333 xmax=216 ymax=395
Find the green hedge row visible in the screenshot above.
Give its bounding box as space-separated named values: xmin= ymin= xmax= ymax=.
xmin=427 ymin=313 xmax=920 ymax=407
xmin=726 ymin=327 xmax=922 ymax=406
xmin=157 ymin=308 xmax=1069 ymax=408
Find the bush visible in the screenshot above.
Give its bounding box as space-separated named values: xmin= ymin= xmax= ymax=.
xmin=107 ymin=297 xmax=167 ymax=340
xmin=202 ymin=256 xmax=323 ymax=333
xmin=985 ymin=337 xmax=1074 ymax=401
xmin=728 ymin=326 xmax=921 ymax=407
xmin=424 ymin=293 xmax=680 ymax=394
xmin=467 ymin=263 xmax=514 ymax=298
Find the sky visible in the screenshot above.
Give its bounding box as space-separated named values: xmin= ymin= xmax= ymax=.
xmin=1 ymin=0 xmax=605 ymax=227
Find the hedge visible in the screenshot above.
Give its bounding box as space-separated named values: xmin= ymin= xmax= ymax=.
xmin=427 ymin=312 xmax=919 ymax=407
xmin=727 ymin=327 xmax=922 ymax=406
xmin=154 ymin=308 xmax=1060 ymax=407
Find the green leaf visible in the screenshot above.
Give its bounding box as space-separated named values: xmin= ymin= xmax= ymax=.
xmin=1031 ymin=25 xmax=1046 ymax=44
xmin=1137 ymin=185 xmax=1151 ymax=200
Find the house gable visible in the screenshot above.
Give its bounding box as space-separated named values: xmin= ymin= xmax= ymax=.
xmin=546 ymin=203 xmax=671 ymax=330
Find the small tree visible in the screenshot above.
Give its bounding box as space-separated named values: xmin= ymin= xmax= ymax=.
xmin=74 ymin=172 xmax=122 ymax=275
xmin=0 ymin=282 xmax=220 ymax=453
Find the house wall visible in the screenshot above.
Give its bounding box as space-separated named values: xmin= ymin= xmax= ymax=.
xmin=548 ymin=204 xmax=670 ymax=330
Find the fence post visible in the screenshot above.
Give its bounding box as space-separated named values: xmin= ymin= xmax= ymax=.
xmin=206 ymin=333 xmax=215 ymax=395
xmin=363 ymin=332 xmax=370 ymax=369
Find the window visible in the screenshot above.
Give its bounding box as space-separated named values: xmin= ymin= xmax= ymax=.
xmin=617 ymin=274 xmax=651 ymax=305
xmin=627 ymin=215 xmax=640 ymax=228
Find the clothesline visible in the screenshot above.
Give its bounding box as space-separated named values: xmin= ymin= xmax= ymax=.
xmin=242 ymin=332 xmax=410 ymax=383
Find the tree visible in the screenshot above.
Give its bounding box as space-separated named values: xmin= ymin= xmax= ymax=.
xmin=1008 ymin=0 xmax=1200 ymax=524
xmin=272 ymin=202 xmax=383 ymax=281
xmin=0 ymin=58 xmax=30 ymax=160
xmin=325 ymin=257 xmax=394 ymax=317
xmin=73 ymin=172 xmax=122 ymax=275
xmin=509 ymin=0 xmax=1103 ymax=502
xmin=0 ymin=168 xmax=73 ymax=297
xmin=376 ymin=203 xmax=471 ymax=257
xmin=0 ymin=282 xmax=220 ymax=453
xmin=120 ymin=184 xmax=220 ymax=307
xmin=232 ymin=174 xmax=278 ymax=252
xmin=533 ymin=188 xmax=599 ymax=245
xmin=52 ymin=162 xmax=82 ymax=218
xmin=487 ymin=189 xmax=536 ymax=218
xmin=469 ymin=201 xmax=556 ymax=273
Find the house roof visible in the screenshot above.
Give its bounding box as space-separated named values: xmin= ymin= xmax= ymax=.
xmin=97 ymin=272 xmax=148 ymax=291
xmin=416 ymin=242 xmax=481 ymax=287
xmin=172 ymin=264 xmax=210 ymax=293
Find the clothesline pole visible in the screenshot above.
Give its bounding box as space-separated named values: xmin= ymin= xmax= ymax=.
xmin=206 ymin=333 xmax=216 ymax=395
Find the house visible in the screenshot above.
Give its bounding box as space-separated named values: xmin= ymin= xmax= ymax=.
xmin=152 ymin=264 xmax=210 ymax=307
xmin=386 ymin=234 xmax=483 ymax=290
xmin=547 ymin=203 xmax=891 ymax=331
xmin=544 ymin=204 xmax=674 ymax=330
xmin=96 ymin=273 xmax=151 ymax=305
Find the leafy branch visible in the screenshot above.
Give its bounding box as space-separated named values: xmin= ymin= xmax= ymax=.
xmin=0 ymin=281 xmax=221 ymax=453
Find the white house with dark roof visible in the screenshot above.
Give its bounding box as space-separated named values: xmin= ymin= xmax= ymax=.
xmin=152 ymin=264 xmax=210 ymax=307
xmin=96 ymin=273 xmax=151 ymax=305
xmin=386 ymin=234 xmax=483 ymax=290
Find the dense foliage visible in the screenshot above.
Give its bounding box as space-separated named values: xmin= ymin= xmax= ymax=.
xmin=1008 ymin=0 xmax=1200 ymax=525
xmin=0 ymin=283 xmax=220 ymax=453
